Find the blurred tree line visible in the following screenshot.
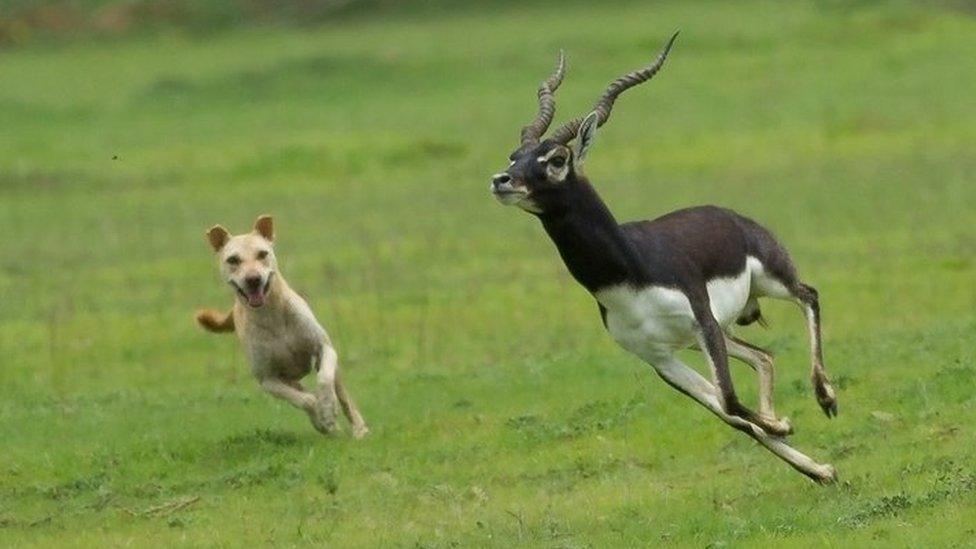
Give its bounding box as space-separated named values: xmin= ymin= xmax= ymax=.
xmin=3 ymin=0 xmax=975 ymax=48
xmin=0 ymin=0 xmax=373 ymax=46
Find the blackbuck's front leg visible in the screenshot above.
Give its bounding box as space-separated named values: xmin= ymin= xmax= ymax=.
xmin=650 ymin=354 xmax=837 ymax=484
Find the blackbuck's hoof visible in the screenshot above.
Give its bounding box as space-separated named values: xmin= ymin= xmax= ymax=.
xmin=762 ymin=416 xmax=793 ymax=438
xmin=816 ymin=383 xmax=838 ymax=418
xmin=812 ymin=464 xmax=838 ymax=485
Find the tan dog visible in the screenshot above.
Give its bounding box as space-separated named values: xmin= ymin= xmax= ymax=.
xmin=196 ymin=215 xmax=368 ymax=438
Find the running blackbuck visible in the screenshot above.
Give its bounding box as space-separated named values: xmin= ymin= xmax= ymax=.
xmin=490 ymin=33 xmax=838 ymax=484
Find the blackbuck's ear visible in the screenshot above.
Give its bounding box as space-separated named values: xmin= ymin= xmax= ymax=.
xmin=206 ymin=225 xmax=230 ymax=252
xmin=253 ymin=215 xmax=274 ymax=243
xmin=576 ymin=111 xmax=600 ymax=163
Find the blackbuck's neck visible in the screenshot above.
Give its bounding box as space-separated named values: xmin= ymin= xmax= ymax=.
xmin=538 ymin=179 xmax=640 ymax=292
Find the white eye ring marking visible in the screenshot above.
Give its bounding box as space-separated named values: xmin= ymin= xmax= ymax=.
xmin=541 ymin=147 xmax=569 ymax=182
xmin=508 ymin=160 xmax=515 ymax=167
xmin=538 ymin=148 xmax=566 ymax=164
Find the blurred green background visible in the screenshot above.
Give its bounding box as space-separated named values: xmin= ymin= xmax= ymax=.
xmin=1 ymin=0 xmax=975 ymax=546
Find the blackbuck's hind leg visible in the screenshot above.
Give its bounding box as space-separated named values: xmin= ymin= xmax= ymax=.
xmin=650 ymin=354 xmax=836 ymax=484
xmin=740 ymin=217 xmax=837 ymax=417
xmin=792 ymin=283 xmax=837 ymax=417
xmin=724 ymin=335 xmax=793 ymax=436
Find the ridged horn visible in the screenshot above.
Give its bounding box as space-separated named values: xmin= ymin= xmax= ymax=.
xmin=550 ymin=31 xmax=678 ymax=144
xmin=520 ymin=50 xmax=566 ymax=146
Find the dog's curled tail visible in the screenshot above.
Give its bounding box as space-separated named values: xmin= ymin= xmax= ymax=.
xmin=196 ymin=308 xmax=235 ymax=333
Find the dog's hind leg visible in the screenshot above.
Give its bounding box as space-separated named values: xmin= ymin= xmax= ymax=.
xmin=315 ymin=346 xmax=368 ymax=438
xmin=335 ymin=372 xmax=369 ymax=438
xmin=309 ymin=347 xmax=341 ymax=434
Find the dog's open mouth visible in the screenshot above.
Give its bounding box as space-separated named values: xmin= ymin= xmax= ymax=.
xmin=232 ymin=274 xmax=273 ymax=308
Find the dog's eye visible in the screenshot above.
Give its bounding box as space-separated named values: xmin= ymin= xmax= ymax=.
xmin=549 ymin=156 xmax=566 ymax=168
xmin=226 ymin=255 xmax=241 ymax=265
xmin=256 ymin=250 xmax=269 ymax=260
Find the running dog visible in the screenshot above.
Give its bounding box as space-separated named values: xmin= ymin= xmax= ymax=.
xmin=196 ymin=215 xmax=368 ymax=438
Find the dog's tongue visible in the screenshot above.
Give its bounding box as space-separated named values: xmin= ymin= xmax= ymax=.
xmin=246 ymin=289 xmax=265 ymax=307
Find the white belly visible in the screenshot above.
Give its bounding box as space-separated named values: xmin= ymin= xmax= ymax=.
xmin=706 ymin=261 xmax=753 ymax=326
xmin=595 ymin=262 xmax=754 ymax=358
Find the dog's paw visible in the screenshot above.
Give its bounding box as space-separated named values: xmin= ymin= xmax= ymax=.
xmin=308 ymin=400 xmax=340 ymax=435
xmin=309 ymin=414 xmax=340 ymax=435
xmin=351 ymin=423 xmax=370 ymax=439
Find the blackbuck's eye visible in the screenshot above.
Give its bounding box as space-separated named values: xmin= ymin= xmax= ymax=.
xmin=226 ymin=255 xmax=241 ymax=266
xmin=256 ymin=250 xmax=269 ymax=260
xmin=549 ymin=156 xmax=567 ymax=168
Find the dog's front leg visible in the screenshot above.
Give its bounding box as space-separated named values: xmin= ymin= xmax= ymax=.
xmin=262 ymin=375 xmax=337 ymax=435
xmin=260 ymin=378 xmax=317 ymax=412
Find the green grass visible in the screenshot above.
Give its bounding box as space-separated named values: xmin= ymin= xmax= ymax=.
xmin=2 ymin=0 xmax=976 ymax=545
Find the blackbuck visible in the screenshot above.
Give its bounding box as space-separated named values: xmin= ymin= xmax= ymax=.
xmin=490 ymin=33 xmax=838 ymax=484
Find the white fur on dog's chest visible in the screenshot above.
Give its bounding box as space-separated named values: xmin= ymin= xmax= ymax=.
xmin=239 ymin=302 xmax=328 ymax=380
xmin=595 ymin=267 xmax=752 ymax=356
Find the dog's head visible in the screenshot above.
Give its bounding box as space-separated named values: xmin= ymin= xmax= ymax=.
xmin=206 ymin=215 xmax=278 ymax=308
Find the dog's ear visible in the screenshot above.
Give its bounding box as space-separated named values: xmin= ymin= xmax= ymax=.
xmin=253 ymin=215 xmax=274 ymax=242
xmin=206 ymin=225 xmax=230 ymax=252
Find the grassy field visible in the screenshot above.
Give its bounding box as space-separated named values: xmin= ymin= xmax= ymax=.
xmin=2 ymin=0 xmax=976 ymax=546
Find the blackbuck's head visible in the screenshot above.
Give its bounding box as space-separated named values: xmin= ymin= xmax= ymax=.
xmin=491 ymin=32 xmax=679 ymax=215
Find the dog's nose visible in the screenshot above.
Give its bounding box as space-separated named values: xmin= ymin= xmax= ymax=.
xmin=244 ymin=276 xmax=262 ymax=291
